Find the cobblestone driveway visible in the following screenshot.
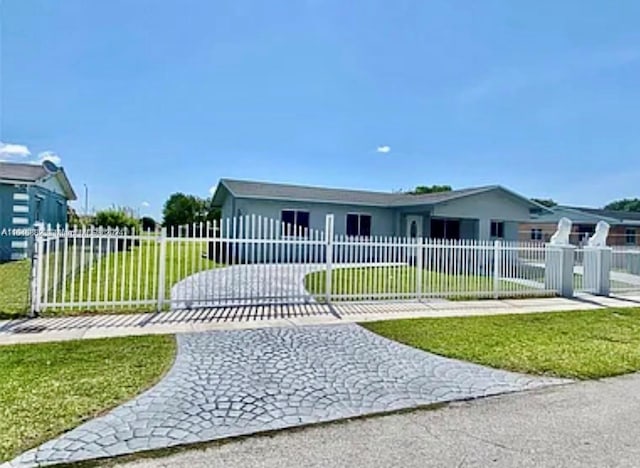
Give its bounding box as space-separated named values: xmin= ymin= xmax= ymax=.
xmin=170 ymin=264 xmax=325 ymax=309
xmin=10 ymin=324 xmax=568 ymax=467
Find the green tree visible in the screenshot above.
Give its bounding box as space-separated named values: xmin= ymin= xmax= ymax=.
xmin=67 ymin=206 xmax=81 ymax=226
xmin=94 ymin=208 xmax=140 ymax=231
xmin=206 ymin=197 xmax=222 ymax=222
xmin=162 ymin=193 xmax=219 ymax=227
xmin=408 ymin=185 xmax=452 ymax=195
xmin=140 ymin=216 xmax=157 ymax=231
xmin=604 ymin=198 xmax=640 ymax=212
xmin=531 ymin=198 xmax=558 ymax=208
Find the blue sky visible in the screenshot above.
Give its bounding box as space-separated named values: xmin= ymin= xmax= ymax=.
xmin=2 ymin=0 xmax=639 ymax=219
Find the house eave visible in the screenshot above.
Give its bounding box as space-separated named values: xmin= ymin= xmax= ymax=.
xmin=34 ymin=173 xmax=77 ymax=201
xmin=0 ymin=178 xmax=34 ymax=186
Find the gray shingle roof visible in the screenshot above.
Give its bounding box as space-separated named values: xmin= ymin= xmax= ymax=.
xmin=389 ymin=186 xmax=502 ymax=207
xmin=215 ymin=178 xmax=533 ymax=209
xmin=529 ymin=205 xmax=640 ymax=225
xmin=0 ymin=162 xmax=77 ymax=200
xmin=220 ymin=179 xmax=397 ymax=206
xmin=570 ymin=207 xmax=640 ymax=222
xmin=0 ymin=162 xmax=47 ymax=181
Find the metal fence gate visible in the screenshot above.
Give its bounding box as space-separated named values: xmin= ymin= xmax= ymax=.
xmin=29 ymin=215 xmax=592 ymax=314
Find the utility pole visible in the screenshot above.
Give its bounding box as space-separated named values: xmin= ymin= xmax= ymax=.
xmin=84 ymin=184 xmax=89 ymax=216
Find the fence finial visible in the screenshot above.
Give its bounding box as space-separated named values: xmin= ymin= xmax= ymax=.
xmin=549 ymin=217 xmax=572 ymax=246
xmin=587 ymin=221 xmax=610 ymax=247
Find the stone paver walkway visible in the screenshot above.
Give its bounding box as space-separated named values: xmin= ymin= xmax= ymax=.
xmin=9 ymin=324 xmax=568 ymax=467
xmin=170 ymin=263 xmax=401 ymax=309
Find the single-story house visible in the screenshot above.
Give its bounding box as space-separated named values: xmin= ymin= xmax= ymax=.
xmin=211 ymin=178 xmax=549 ymax=241
xmin=0 ymin=161 xmax=77 ymax=261
xmin=520 ymin=206 xmax=640 ymax=246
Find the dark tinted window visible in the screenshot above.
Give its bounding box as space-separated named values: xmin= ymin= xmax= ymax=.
xmin=430 ymin=219 xmax=460 ymax=240
xmin=346 ymin=214 xmax=371 ymax=237
xmin=281 ymin=210 xmax=295 ymax=234
xmin=360 ymin=215 xmax=371 ymax=237
xmin=281 ymin=210 xmax=309 ymax=235
xmin=297 ymin=211 xmax=310 ymax=230
xmin=431 ymin=219 xmax=445 ymax=239
xmin=491 ymin=221 xmax=504 ymax=238
xmin=346 ymin=214 xmax=359 ymax=236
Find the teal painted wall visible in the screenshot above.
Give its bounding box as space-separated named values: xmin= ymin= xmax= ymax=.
xmin=0 ymin=182 xmax=69 ymax=261
xmin=29 ymin=185 xmax=68 ymax=226
xmin=0 ymin=184 xmax=18 ymax=261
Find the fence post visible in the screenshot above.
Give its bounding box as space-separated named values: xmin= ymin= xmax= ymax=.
xmin=493 ymin=239 xmax=501 ymax=299
xmin=583 ymin=246 xmax=612 ymax=296
xmin=325 ymin=214 xmax=334 ymax=303
xmin=544 ymin=244 xmax=576 ymax=298
xmin=29 ymin=226 xmax=45 ymax=317
xmin=416 ymin=237 xmax=424 ymax=299
xmin=157 ymin=227 xmax=167 ymax=312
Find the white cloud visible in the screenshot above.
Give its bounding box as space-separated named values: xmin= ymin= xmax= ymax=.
xmin=141 ymin=201 xmax=150 ymax=207
xmin=0 ymin=143 xmax=65 ymax=167
xmin=37 ymin=151 xmax=62 ymax=165
xmin=0 ymin=141 xmax=31 ymax=161
xmin=376 ymin=145 xmax=391 ymax=153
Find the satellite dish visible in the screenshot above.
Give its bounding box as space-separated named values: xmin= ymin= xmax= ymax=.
xmin=42 ymin=159 xmax=60 ymax=174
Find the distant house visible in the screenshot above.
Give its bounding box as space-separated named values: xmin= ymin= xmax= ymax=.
xmin=211 ymin=179 xmax=548 ymax=241
xmin=0 ymin=162 xmax=77 ymax=261
xmin=520 ymin=206 xmax=640 ymax=246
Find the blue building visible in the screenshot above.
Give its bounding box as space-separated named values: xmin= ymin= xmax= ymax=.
xmin=0 ymin=162 xmax=77 ymax=261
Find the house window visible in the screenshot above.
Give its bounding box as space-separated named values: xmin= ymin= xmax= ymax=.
xmin=490 ymin=221 xmax=504 ymax=239
xmin=626 ymin=228 xmax=637 ymax=245
xmin=281 ymin=210 xmax=310 ymax=235
xmin=34 ymin=198 xmax=43 ymax=222
xmin=346 ymin=213 xmax=372 ymax=237
xmin=430 ymin=219 xmax=460 ymax=240
xmin=531 ymin=228 xmax=543 ymax=241
xmin=57 ymin=201 xmax=65 ymax=224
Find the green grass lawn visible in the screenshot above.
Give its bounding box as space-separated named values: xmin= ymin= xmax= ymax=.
xmin=305 ymin=265 xmax=548 ymax=300
xmin=36 ymin=239 xmax=219 ymax=316
xmin=0 ymin=239 xmax=218 ymax=317
xmin=0 ymin=335 xmax=176 ymax=462
xmin=0 ymin=260 xmax=31 ymax=318
xmin=362 ymin=307 xmax=640 ymax=379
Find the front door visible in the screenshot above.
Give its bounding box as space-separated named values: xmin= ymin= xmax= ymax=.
xmin=406 ymin=215 xmax=423 ymax=238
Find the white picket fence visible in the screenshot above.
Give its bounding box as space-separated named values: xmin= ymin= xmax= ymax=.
xmin=30 ymin=215 xmax=573 ymax=313
xmin=610 ymin=246 xmax=640 ymax=293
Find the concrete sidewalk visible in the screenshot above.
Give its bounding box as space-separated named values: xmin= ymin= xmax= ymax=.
xmin=1 ymin=293 xmax=639 ymax=345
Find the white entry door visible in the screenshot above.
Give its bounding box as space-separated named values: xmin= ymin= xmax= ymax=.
xmin=406 ymin=215 xmax=423 ymax=238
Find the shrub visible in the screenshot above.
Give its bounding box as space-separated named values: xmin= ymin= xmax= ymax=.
xmin=94 ymin=209 xmax=140 ymax=232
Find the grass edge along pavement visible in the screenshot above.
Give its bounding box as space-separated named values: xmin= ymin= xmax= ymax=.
xmin=0 ymin=334 xmax=176 ymax=462
xmin=362 ymin=307 xmax=640 ymax=380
